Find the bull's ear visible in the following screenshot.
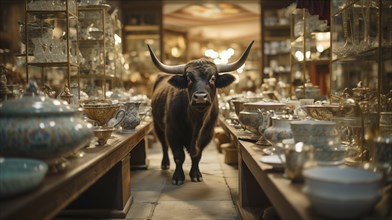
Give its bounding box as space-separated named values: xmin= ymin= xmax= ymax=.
xmin=168 ymin=75 xmax=188 ymax=89
xmin=215 ymin=74 xmax=235 ymax=88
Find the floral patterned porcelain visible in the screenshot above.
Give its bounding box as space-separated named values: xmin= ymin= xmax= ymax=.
xmin=93 ymin=126 xmax=115 ymax=146
xmin=118 ymin=101 xmax=142 ymax=133
xmin=263 ymin=116 xmax=300 ymax=147
xmin=0 ymin=81 xmax=94 ymax=172
xmin=81 ymin=102 xmax=125 ymax=127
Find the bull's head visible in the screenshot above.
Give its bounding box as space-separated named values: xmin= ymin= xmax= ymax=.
xmin=147 ymin=41 xmax=254 ymax=111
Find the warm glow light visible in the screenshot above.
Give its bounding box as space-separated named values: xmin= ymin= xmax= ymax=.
xmin=305 ymin=51 xmax=311 ymax=59
xmin=295 ymin=51 xmax=304 ymax=61
xmin=316 ymin=45 xmax=324 ymax=53
xmin=171 ymin=47 xmax=180 ymax=57
xmin=114 ymin=34 xmax=122 ymax=45
xmin=236 ymin=64 xmax=245 ymax=73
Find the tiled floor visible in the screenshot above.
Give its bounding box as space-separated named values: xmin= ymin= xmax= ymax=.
xmin=126 ymin=138 xmax=240 ymax=220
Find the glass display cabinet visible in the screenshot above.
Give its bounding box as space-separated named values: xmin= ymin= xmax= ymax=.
xmin=78 ymin=3 xmax=111 ymax=99
xmin=330 ymin=0 xmax=392 ymax=164
xmin=290 ymin=8 xmax=330 ymax=99
xmin=24 ymin=0 xmax=79 ymax=100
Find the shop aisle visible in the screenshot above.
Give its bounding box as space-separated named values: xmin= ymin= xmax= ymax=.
xmin=125 ymin=139 xmax=240 ymax=220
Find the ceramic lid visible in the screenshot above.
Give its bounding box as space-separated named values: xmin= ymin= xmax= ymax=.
xmin=0 ymin=81 xmax=76 ymax=115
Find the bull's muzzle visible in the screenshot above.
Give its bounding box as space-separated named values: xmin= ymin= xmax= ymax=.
xmin=191 ymin=91 xmax=211 ymax=106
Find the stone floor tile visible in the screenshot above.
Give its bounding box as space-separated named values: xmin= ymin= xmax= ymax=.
xmin=159 ymin=181 xmax=233 ymax=201
xmin=125 ymin=202 xmax=154 ymax=219
xmin=132 ymin=190 xmax=162 ymax=203
xmin=151 ymin=201 xmax=238 ymax=220
xmin=128 ymin=140 xmax=240 ymax=219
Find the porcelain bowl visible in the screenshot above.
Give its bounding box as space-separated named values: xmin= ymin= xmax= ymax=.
xmin=231 ymin=99 xmax=247 ymax=117
xmin=304 ymin=187 xmax=381 ymax=219
xmin=93 ymin=126 xmax=115 ymax=146
xmin=82 ymin=103 xmax=123 ymax=126
xmin=303 ymin=166 xmax=382 ymax=199
xmin=0 ymin=158 xmax=48 ymax=198
xmin=238 ymin=111 xmax=262 ymax=135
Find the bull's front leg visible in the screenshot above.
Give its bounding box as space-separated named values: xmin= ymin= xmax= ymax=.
xmin=172 ymin=147 xmax=185 ymax=185
xmin=190 ymin=153 xmax=203 ymax=182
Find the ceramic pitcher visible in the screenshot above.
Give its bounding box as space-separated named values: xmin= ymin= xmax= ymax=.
xmin=118 ymin=101 xmax=142 ymax=133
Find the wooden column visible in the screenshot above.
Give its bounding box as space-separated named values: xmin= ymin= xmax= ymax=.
xmin=130 ymin=137 xmax=149 ymax=170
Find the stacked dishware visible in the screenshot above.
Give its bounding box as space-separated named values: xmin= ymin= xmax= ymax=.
xmin=80 ymin=99 xmax=125 ymax=146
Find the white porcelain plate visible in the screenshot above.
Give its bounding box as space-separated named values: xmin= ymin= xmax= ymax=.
xmin=259 ymin=154 xmax=286 ymax=169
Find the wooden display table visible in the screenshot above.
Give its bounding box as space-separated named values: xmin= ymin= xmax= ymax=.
xmin=0 ymin=120 xmax=153 ymax=220
xmin=218 ymin=117 xmax=391 ymax=220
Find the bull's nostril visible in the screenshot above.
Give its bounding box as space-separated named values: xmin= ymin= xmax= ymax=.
xmin=193 ymin=92 xmax=209 ymax=104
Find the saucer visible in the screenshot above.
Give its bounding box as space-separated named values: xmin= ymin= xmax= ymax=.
xmin=259 ymin=154 xmax=286 ymax=169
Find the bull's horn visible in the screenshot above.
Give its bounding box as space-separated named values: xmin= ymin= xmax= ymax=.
xmin=217 ymin=40 xmax=254 ymax=73
xmin=147 ymin=44 xmax=185 ymax=74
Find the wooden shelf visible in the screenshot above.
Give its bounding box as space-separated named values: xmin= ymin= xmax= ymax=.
xmin=123 ymin=25 xmax=159 ymax=32
xmin=0 ymin=121 xmax=153 ymax=220
xmin=27 ymin=62 xmax=79 ymax=67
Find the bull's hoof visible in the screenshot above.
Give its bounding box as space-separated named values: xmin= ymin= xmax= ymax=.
xmin=172 ymin=170 xmax=185 ymax=185
xmin=190 ymin=176 xmax=203 ymax=182
xmin=172 ymin=179 xmax=184 ymax=185
xmin=161 ymin=159 xmax=170 ymax=170
xmin=161 ymin=164 xmax=170 ymax=170
xmin=190 ymin=170 xmax=203 ymax=182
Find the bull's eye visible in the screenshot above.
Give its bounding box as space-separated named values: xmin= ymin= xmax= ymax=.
xmin=209 ymin=75 xmax=216 ymax=84
xmin=187 ymin=76 xmax=192 ymax=84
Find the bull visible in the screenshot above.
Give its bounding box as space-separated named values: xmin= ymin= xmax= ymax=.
xmin=147 ymin=41 xmax=254 ymax=185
